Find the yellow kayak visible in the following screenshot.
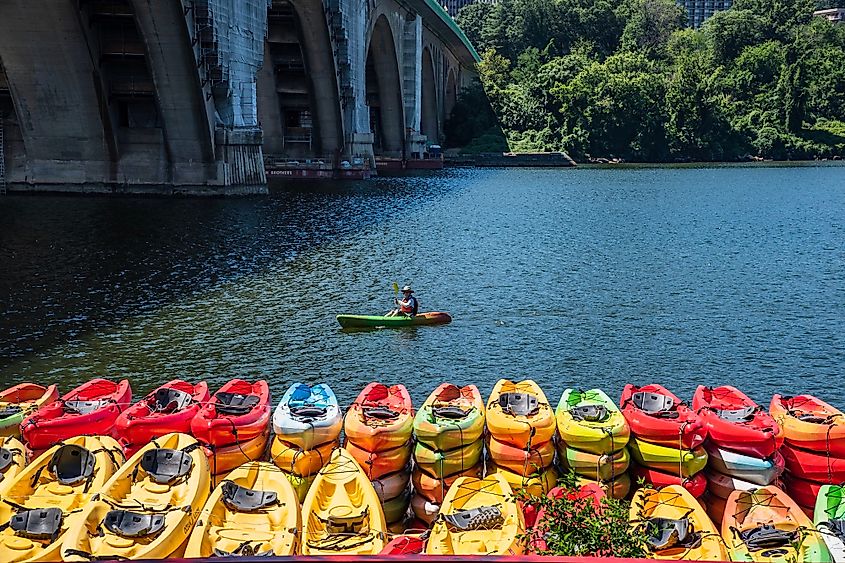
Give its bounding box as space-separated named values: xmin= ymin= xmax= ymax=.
xmin=62 ymin=432 xmax=210 ymax=561
xmin=486 ymin=462 xmax=558 ymax=496
xmin=185 ymin=461 xmax=300 ymax=557
xmin=628 ymin=437 xmax=708 ymax=478
xmin=631 ymin=484 xmax=728 ymax=560
xmin=426 ymin=473 xmax=524 ymax=555
xmin=0 ymin=436 xmax=25 ymax=496
xmin=486 ymin=379 xmax=556 ymax=448
xmin=0 ymin=435 xmax=123 ymax=563
xmin=556 ymin=388 xmax=630 ymax=455
xmin=300 ymin=447 xmax=386 ymax=555
xmin=270 ymin=436 xmax=337 ymax=477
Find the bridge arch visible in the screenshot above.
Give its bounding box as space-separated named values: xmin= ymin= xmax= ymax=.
xmin=421 ymin=46 xmax=438 ymax=144
xmin=258 ymin=0 xmax=343 ymax=160
xmin=0 ymin=56 xmax=25 ymax=182
xmin=365 ymin=14 xmax=404 ymax=157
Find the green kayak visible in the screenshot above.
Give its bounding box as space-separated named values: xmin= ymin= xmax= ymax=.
xmin=336 ymin=312 xmax=452 ymax=329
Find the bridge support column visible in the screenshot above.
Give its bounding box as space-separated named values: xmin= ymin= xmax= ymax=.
xmin=401 ymin=15 xmax=426 ymax=157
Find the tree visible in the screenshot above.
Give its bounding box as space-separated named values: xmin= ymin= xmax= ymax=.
xmin=617 ymin=0 xmax=687 ymax=59
xmin=455 ymin=3 xmax=495 ymax=52
xmin=702 ymin=9 xmax=767 ymax=65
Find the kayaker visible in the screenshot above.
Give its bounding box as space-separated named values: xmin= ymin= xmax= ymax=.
xmin=386 ymin=285 xmax=418 ymax=317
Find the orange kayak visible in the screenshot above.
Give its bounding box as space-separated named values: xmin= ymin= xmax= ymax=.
xmin=344 ymin=383 xmax=413 ymax=452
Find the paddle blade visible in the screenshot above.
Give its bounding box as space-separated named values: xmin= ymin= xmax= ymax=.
xmin=392 ymin=282 xmax=399 ymax=294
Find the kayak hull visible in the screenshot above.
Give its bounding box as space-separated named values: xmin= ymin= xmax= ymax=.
xmin=337 ymin=312 xmax=451 ymax=328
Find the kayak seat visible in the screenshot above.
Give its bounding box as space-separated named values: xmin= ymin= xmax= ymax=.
xmin=362 ymin=406 xmax=400 ymax=420
xmin=498 ymin=393 xmax=540 ymax=417
xmin=0 ymin=405 xmax=22 ymax=419
xmin=63 ymin=399 xmax=109 ymax=415
xmin=432 ymin=406 xmax=471 ymax=420
xmin=739 ymin=524 xmax=796 ymax=551
xmin=215 ymin=392 xmax=259 ymax=416
xmin=10 ymin=508 xmax=63 ymax=541
xmin=151 ymin=387 xmax=193 ymax=413
xmin=716 ymin=406 xmax=756 ymax=422
xmin=213 ymin=544 xmax=273 ymax=557
xmin=103 ymin=510 xmax=166 ymax=538
xmin=140 ymin=448 xmax=193 ymax=485
xmin=290 ymin=405 xmax=328 ymax=421
xmin=49 ymin=444 xmax=96 ymax=486
xmin=221 ymin=481 xmax=279 ymax=512
xmin=821 ymin=519 xmax=845 ymax=541
xmin=794 ymin=412 xmax=830 ymax=424
xmin=569 ymin=404 xmax=609 ymax=423
xmin=0 ymin=447 xmax=16 ymax=475
xmin=324 ymin=507 xmax=369 ymax=535
xmin=443 ymin=505 xmax=504 ymax=532
xmin=646 ymin=517 xmax=699 ymax=551
xmin=632 ymin=392 xmax=678 ymax=418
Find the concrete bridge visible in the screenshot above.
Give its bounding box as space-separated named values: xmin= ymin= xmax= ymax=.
xmin=0 ymin=0 xmax=478 ymax=194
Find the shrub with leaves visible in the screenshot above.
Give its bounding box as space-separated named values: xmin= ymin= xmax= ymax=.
xmin=516 ymin=471 xmax=649 ymax=557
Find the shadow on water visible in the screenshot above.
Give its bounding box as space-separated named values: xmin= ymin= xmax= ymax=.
xmin=0 ymin=171 xmax=467 ymax=377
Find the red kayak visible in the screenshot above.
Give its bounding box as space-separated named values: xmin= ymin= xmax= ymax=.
xmin=782 ymin=472 xmax=824 ymax=509
xmin=21 ymin=378 xmax=131 ymax=450
xmin=191 ymin=379 xmax=270 ymax=447
xmin=692 ymin=385 xmax=783 ymax=458
xmin=620 ymin=383 xmax=706 ymax=449
xmin=115 ymin=379 xmax=208 ymax=456
xmin=629 ymin=463 xmax=708 ymax=498
xmin=379 ymin=535 xmax=427 ymax=555
xmin=781 ymin=442 xmax=845 ymax=482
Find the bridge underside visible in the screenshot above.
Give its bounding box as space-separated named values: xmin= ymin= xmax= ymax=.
xmin=0 ymin=0 xmax=477 ymax=193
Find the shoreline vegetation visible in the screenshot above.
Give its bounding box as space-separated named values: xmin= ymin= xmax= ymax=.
xmin=446 ymin=0 xmax=845 ymax=164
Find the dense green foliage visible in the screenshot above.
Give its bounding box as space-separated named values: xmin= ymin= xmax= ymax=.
xmin=517 ymin=473 xmax=649 ymax=557
xmin=454 ymin=0 xmax=845 ymax=161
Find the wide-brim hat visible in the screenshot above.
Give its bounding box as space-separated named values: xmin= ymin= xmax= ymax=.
xmin=401 ymin=285 xmax=414 ymax=293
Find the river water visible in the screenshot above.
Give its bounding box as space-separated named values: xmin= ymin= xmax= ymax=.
xmin=1 ymin=165 xmax=843 ymax=410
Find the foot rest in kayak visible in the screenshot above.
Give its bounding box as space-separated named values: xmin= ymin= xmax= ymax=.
xmin=141 ymin=448 xmax=193 ymax=485
xmin=632 ymin=392 xmax=678 ymax=418
xmin=214 ymin=544 xmax=273 ymax=557
xmin=432 ymin=406 xmax=471 ymax=419
xmin=221 ymin=481 xmax=279 ymax=512
xmin=569 ymin=404 xmax=609 ymax=422
xmin=646 ymin=517 xmax=698 ymax=550
xmin=739 ymin=524 xmax=796 ymax=551
xmin=50 ymin=444 xmax=96 ymax=486
xmin=443 ymin=505 xmax=504 ymax=531
xmin=324 ymin=507 xmax=369 ymax=535
xmin=10 ymin=508 xmax=63 ymax=541
xmin=498 ymin=392 xmax=540 ymax=417
xmin=63 ymin=399 xmax=110 ymax=415
xmin=151 ymin=387 xmax=193 ymax=413
xmin=215 ymin=392 xmax=260 ymax=415
xmin=103 ymin=510 xmax=166 ymax=538
xmin=363 ymin=406 xmax=400 ymax=420
xmin=290 ymin=406 xmax=328 ymax=420
xmin=716 ymin=406 xmax=756 ymax=422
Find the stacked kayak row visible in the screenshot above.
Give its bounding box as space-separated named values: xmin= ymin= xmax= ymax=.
xmin=14 ymin=378 xmax=272 ymax=480
xmin=486 ymin=380 xmax=557 ymax=496
xmin=411 ymin=384 xmax=485 ymax=525
xmin=556 ymin=388 xmax=631 ymax=498
xmin=271 ymin=383 xmax=341 ymax=501
xmin=773 ymin=394 xmax=845 ymax=517
xmin=695 ymin=386 xmax=785 ymax=525
xmin=632 ymin=484 xmax=832 ymax=562
xmin=622 ymin=384 xmax=708 ymax=498
xmin=343 ymin=383 xmax=413 ymax=527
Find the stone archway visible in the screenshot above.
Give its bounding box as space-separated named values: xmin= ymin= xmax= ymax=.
xmin=365 ymin=15 xmax=404 ymax=157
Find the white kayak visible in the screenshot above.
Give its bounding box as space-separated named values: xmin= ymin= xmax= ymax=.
xmin=704 ymin=442 xmax=784 ymax=486
xmin=705 ymin=468 xmax=778 ymax=499
xmin=272 ymin=383 xmax=342 ymax=450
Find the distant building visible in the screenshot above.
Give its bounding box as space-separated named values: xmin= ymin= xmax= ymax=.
xmin=814 ymin=8 xmax=845 ymax=24
xmin=442 ymin=0 xmax=493 ymax=18
xmin=678 ymin=0 xmax=733 ymax=28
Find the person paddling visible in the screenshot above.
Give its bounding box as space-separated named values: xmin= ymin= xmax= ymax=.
xmin=386 ymin=285 xmax=418 ymax=317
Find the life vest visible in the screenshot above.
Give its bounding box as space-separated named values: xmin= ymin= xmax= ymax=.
xmin=401 ymin=296 xmax=418 ymax=315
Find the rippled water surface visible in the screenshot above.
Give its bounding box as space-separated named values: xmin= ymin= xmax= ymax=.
xmin=1 ymin=165 xmax=843 ymax=408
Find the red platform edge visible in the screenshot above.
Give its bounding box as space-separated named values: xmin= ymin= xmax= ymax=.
xmin=119 ymin=558 xmax=731 ymax=563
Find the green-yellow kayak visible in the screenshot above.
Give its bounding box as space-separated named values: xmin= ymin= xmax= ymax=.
xmin=336 ymin=312 xmax=452 ymax=329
